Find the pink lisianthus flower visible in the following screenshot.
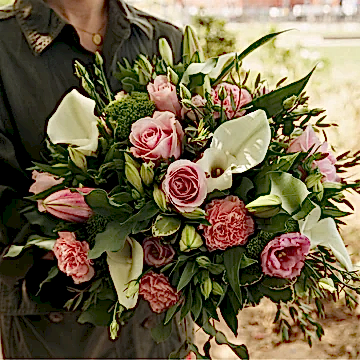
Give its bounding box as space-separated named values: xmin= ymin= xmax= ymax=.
xmin=199 ymin=195 xmax=255 ymax=251
xmin=181 ymin=95 xmax=207 ymax=121
xmin=130 ymin=111 xmax=184 ymax=161
xmin=212 ymin=82 xmax=252 ymax=120
xmin=287 ymin=125 xmax=340 ymax=182
xmin=139 ymin=271 xmax=180 ymax=313
xmin=143 ymin=237 xmax=175 ymax=268
xmin=53 ymin=232 xmax=95 ymax=284
xmin=147 ymin=75 xmax=181 ymax=116
xmin=162 ymin=160 xmax=207 ymax=213
xmin=260 ymin=232 xmax=310 ymax=279
xmin=29 ymin=170 xmax=64 ymax=195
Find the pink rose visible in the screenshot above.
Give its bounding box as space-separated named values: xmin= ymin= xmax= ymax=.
xmin=162 ymin=160 xmax=207 ymax=212
xmin=130 ymin=111 xmax=184 ymax=161
xmin=287 ymin=126 xmax=340 ymax=182
xmin=147 ymin=75 xmax=181 ymax=116
xmin=29 ymin=170 xmax=64 ymax=195
xmin=199 ymin=195 xmax=255 ymax=251
xmin=143 ymin=237 xmax=175 ymax=268
xmin=212 ymin=83 xmax=252 ymax=120
xmin=53 ymin=232 xmax=95 ymax=284
xmin=139 ymin=271 xmax=180 ymax=313
xmin=260 ymin=232 xmax=310 ymax=279
xmin=181 ymin=95 xmax=207 ymax=121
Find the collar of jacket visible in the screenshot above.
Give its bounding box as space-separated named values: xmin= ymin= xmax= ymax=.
xmin=14 ymin=0 xmax=154 ymax=56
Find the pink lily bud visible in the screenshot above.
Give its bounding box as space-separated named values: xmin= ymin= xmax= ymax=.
xmin=38 ymin=188 xmax=94 ymax=222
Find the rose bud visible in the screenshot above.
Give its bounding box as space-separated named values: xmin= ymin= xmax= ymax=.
xmin=140 ymin=161 xmax=155 ymax=186
xmin=212 ymin=281 xmax=225 ymax=296
xmin=180 ymin=225 xmax=203 ymax=252
xmin=38 ymin=188 xmax=94 ymax=222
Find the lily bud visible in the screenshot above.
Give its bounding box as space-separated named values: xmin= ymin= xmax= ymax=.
xmin=124 ymin=153 xmax=140 ymax=169
xmin=159 ymin=38 xmax=174 ymax=67
xmin=283 ymin=95 xmax=297 ymax=110
xmin=246 ymin=194 xmax=282 ymax=218
xmin=68 ymin=146 xmax=87 ymax=171
xmin=167 ymin=67 xmax=179 ymax=86
xmin=153 ymin=184 xmax=167 ymax=212
xmin=181 ymin=208 xmax=207 ymax=220
xmin=318 ymin=278 xmax=336 ymax=293
xmin=39 ymin=188 xmax=94 ymax=222
xmin=110 ymin=318 xmax=120 ymax=340
xmin=196 ymin=256 xmax=211 ymax=268
xmin=218 ymin=86 xmax=228 ymax=101
xmin=125 ymin=163 xmax=144 ymax=195
xmin=180 ymin=225 xmax=203 ymax=252
xmin=200 ymin=277 xmax=212 ymax=300
xmin=183 ymin=25 xmax=204 ymax=65
xmin=140 ymin=161 xmax=155 ymax=186
xmin=180 ymin=83 xmax=192 ymax=100
xmin=137 ymin=54 xmax=153 ymax=77
xmin=212 ymin=281 xmax=225 ymax=296
xmin=126 ymin=280 xmax=140 ymax=298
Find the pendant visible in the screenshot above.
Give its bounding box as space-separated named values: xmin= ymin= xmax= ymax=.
xmin=92 ymin=33 xmax=103 ymax=46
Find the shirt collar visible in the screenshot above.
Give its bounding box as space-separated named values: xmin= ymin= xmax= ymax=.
xmin=14 ymin=0 xmax=154 ymax=56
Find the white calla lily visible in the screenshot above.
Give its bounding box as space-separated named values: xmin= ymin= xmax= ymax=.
xmin=197 ymin=109 xmax=271 ymax=192
xmin=298 ymin=204 xmax=353 ymax=271
xmin=106 ymin=237 xmax=144 ymax=309
xmin=47 ymin=89 xmax=99 ymax=156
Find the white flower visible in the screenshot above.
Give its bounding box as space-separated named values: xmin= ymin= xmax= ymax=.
xmin=298 ymin=204 xmax=352 ymax=271
xmin=47 ymin=89 xmax=99 ymax=156
xmin=106 ymin=237 xmax=144 ymax=309
xmin=197 ymin=109 xmax=271 ymax=193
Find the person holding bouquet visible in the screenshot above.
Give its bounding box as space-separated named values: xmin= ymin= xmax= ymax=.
xmin=0 ymin=0 xmax=184 ymax=357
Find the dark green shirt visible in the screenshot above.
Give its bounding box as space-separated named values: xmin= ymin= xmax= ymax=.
xmin=0 ymin=0 xmax=182 ymax=315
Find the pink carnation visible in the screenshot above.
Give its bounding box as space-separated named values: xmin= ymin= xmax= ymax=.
xmin=143 ymin=237 xmax=175 ymax=268
xmin=29 ymin=170 xmax=64 ymax=195
xmin=287 ymin=126 xmax=340 ymax=183
xmin=162 ymin=160 xmax=207 ymax=213
xmin=130 ymin=111 xmax=184 ymax=161
xmin=139 ymin=271 xmax=180 ymax=313
xmin=260 ymin=232 xmax=310 ymax=279
xmin=53 ymin=232 xmax=95 ymax=284
xmin=199 ymin=195 xmax=255 ymax=251
xmin=212 ymin=83 xmax=252 ymax=120
xmin=147 ymin=75 xmax=181 ymax=116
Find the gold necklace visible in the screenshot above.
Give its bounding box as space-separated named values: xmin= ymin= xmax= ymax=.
xmin=73 ymin=22 xmax=106 ymax=46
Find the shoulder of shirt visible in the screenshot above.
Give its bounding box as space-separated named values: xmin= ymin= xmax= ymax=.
xmin=0 ymin=2 xmax=16 ymax=20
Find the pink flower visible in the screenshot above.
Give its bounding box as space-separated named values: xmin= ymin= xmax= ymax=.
xmin=200 ymin=196 xmax=254 ymax=251
xmin=139 ymin=271 xmax=180 ymax=313
xmin=212 ymin=83 xmax=252 ymax=120
xmin=181 ymin=95 xmax=207 ymax=121
xmin=53 ymin=232 xmax=95 ymax=284
xmin=143 ymin=237 xmax=175 ymax=268
xmin=130 ymin=111 xmax=184 ymax=161
xmin=147 ymin=75 xmax=181 ymax=116
xmin=29 ymin=170 xmax=64 ymax=195
xmin=162 ymin=160 xmax=207 ymax=212
xmin=38 ymin=188 xmax=94 ymax=222
xmin=260 ymin=232 xmax=310 ymax=279
xmin=287 ymin=126 xmax=340 ymax=182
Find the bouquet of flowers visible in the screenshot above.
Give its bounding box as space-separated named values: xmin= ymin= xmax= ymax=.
xmin=6 ymin=26 xmax=360 ymax=359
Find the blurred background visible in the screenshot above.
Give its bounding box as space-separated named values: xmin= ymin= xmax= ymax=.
xmin=2 ymin=0 xmax=360 ymax=358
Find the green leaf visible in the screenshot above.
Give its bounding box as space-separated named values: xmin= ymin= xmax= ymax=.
xmin=258 ymin=284 xmax=294 ymax=303
xmin=77 ymin=300 xmax=114 ymax=326
xmin=249 ymin=67 xmax=315 ymax=117
xmin=220 ymin=294 xmax=238 ymax=336
xmin=4 ymin=245 xmax=25 ymax=258
xmin=177 ymin=261 xmax=197 ymax=292
xmin=23 ymin=209 xmax=58 ymax=236
xmin=293 ymin=196 xmax=316 ymax=220
xmin=323 ymin=208 xmax=351 ymax=218
xmin=151 ymin=318 xmax=173 ymax=343
xmin=109 ymin=192 xmax=133 ymax=205
xmin=152 ymin=215 xmax=181 ymax=237
xmin=180 ymin=285 xmax=193 ymax=321
xmin=84 ymin=189 xmax=133 ymax=218
xmin=32 ymin=162 xmax=69 ymax=177
xmin=224 ymin=247 xmax=245 ymax=303
xmin=239 ymin=254 xmax=257 ymax=269
xmin=261 ymin=276 xmax=294 ymax=290
xmin=233 ymin=177 xmax=254 ymax=202
xmin=164 ymin=303 xmax=180 ymax=325
xmin=25 ymin=183 xmax=67 ymax=201
xmin=256 ymin=213 xmax=291 ymax=232
xmin=37 ymin=266 xmax=59 ymax=295
xmin=239 ymin=271 xmax=263 ymax=286
xmin=4 ymin=236 xmax=56 ymax=258
xmin=191 ymin=286 xmax=203 ymax=321
xmin=215 ymin=332 xmax=249 ymax=359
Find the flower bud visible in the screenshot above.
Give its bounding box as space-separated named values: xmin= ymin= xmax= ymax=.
xmin=95 ymin=51 xmax=104 ymax=66
xmin=318 ymin=278 xmax=336 ymax=293
xmin=218 ymin=86 xmax=228 ymax=101
xmin=140 ymin=161 xmax=155 ymax=186
xmin=183 ymin=25 xmax=204 ymax=65
xmin=137 ymin=54 xmax=153 ymax=76
xmin=212 ymin=281 xmax=224 ymax=296
xmin=124 ymin=153 xmax=140 ymax=169
xmin=180 ymin=225 xmax=203 ymax=252
xmin=196 ymin=256 xmax=211 ymax=268
xmin=246 ymin=194 xmax=282 ymax=218
xmin=181 ymin=208 xmax=207 ymax=220
xmin=68 ymin=146 xmax=87 ymax=171
xmin=180 ymin=83 xmax=192 ymax=100
xmin=153 ymin=184 xmax=168 ymax=212
xmin=125 ymin=162 xmax=144 ymax=195
xmin=159 ymin=38 xmax=174 ymax=67
xmin=283 ymin=95 xmax=297 ymax=110
xmin=167 ymin=67 xmax=179 ymax=86
xmin=200 ymin=277 xmax=212 ymax=300
xmin=126 ymin=280 xmax=140 ymax=298
xmin=110 ymin=318 xmax=120 ymax=340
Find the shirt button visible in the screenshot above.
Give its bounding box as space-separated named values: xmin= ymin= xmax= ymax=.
xmin=48 ymin=312 xmax=64 ymax=323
